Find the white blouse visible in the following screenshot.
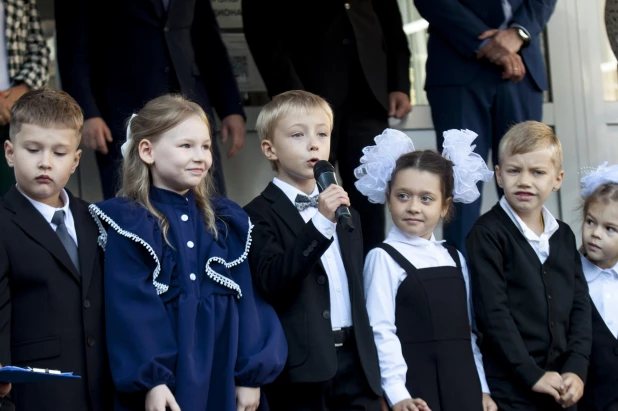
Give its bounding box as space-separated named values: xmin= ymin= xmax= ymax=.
xmin=364 ymin=226 xmax=489 ymax=407
xmin=581 ymin=254 xmax=618 ymax=338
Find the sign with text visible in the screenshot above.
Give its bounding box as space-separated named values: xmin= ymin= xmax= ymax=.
xmin=212 ymin=0 xmax=242 ymax=29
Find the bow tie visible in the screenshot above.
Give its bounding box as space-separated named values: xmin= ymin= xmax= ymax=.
xmin=295 ymin=194 xmax=319 ymax=211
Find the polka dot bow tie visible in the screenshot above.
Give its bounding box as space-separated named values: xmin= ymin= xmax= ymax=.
xmin=294 ymin=194 xmax=319 ymax=211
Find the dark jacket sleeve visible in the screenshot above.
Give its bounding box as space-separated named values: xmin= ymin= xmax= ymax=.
xmin=244 ymin=204 xmax=333 ymax=301
xmin=413 ymin=0 xmax=492 ymax=58
xmin=511 ymin=0 xmax=558 ymax=37
xmin=560 ymin=228 xmax=592 ymax=381
xmin=54 ymin=0 xmax=101 ymax=120
xmin=0 ymin=233 xmax=11 ymax=367
xmin=466 ymin=224 xmax=546 ymax=387
xmin=241 ymin=0 xmax=304 ymax=97
xmin=192 ymin=0 xmax=245 ymax=119
xmin=373 ymin=0 xmax=411 ymax=95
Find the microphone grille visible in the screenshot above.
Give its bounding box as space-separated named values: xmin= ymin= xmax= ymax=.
xmin=313 ymin=160 xmax=335 ymax=178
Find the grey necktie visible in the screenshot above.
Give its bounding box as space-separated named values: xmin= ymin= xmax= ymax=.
xmin=295 ymin=194 xmax=319 ymax=212
xmin=52 ymin=210 xmax=80 ymax=274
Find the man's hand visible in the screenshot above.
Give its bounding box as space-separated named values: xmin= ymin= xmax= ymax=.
xmin=0 ymin=84 xmax=30 ymax=125
xmin=477 ymin=28 xmax=524 ymax=63
xmin=497 ymin=53 xmax=526 ymax=83
xmin=388 ymin=91 xmax=412 ymax=119
xmin=532 ymin=371 xmax=565 ymax=402
xmin=482 ymin=393 xmax=498 ymax=411
xmin=82 ymin=117 xmax=113 ymax=154
xmin=558 ymin=372 xmax=584 ymax=408
xmin=221 ymin=114 xmax=245 ymax=158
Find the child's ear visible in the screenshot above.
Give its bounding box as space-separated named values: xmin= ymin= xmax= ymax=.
xmin=138 ymin=139 xmax=155 ymax=165
xmin=552 ymin=169 xmax=564 ymax=192
xmin=495 ymin=165 xmax=503 ymax=188
xmin=70 ymin=149 xmax=82 ymax=174
xmin=261 ymin=139 xmax=278 ymax=162
xmin=441 ymin=197 xmax=453 ymax=217
xmin=4 ymin=140 xmax=14 ymax=168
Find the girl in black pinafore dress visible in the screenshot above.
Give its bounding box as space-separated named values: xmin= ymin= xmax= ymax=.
xmin=354 ymin=128 xmax=497 ymax=411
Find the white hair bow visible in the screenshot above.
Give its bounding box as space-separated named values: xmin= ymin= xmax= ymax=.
xmin=120 ymin=114 xmax=138 ymax=158
xmin=580 ymin=161 xmax=618 ymax=198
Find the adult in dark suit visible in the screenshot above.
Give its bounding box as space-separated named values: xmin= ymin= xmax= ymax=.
xmin=245 ymin=182 xmax=382 ymax=410
xmin=415 ymin=0 xmax=557 ymax=253
xmin=0 ymin=187 xmax=113 ymax=411
xmin=242 ymin=0 xmax=412 ymax=254
xmin=55 ymin=0 xmax=246 ymax=199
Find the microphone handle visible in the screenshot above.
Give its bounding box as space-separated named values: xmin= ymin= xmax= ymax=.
xmin=336 ymin=206 xmax=355 ymax=232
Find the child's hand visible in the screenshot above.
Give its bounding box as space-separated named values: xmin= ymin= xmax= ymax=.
xmin=0 ymin=364 xmax=11 ymax=397
xmin=482 ymin=393 xmax=498 ymax=411
xmin=532 ymin=371 xmax=565 ymax=401
xmin=392 ymin=398 xmax=431 ymax=411
xmin=558 ymin=372 xmax=584 ymax=408
xmin=145 ymin=384 xmax=180 ymax=411
xmin=318 ymin=185 xmax=350 ymax=223
xmin=235 ymin=386 xmax=260 ymax=411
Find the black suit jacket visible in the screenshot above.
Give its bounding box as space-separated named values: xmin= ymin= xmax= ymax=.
xmin=242 ymin=0 xmax=410 ymax=111
xmin=244 ymin=183 xmax=381 ymax=394
xmin=55 ymin=0 xmax=243 ymax=139
xmin=0 ymin=187 xmax=112 ymax=411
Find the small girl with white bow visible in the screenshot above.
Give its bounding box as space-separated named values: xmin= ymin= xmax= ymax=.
xmin=89 ymin=94 xmax=287 ymax=411
xmin=578 ymin=162 xmax=618 ymax=411
xmin=356 ymin=129 xmax=497 ymax=411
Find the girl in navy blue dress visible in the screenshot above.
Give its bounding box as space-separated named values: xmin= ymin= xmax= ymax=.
xmin=89 ymin=95 xmax=287 ymax=411
xmin=355 ymin=129 xmax=497 ymax=411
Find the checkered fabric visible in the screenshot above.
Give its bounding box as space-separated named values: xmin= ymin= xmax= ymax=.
xmin=4 ymin=0 xmax=49 ymax=90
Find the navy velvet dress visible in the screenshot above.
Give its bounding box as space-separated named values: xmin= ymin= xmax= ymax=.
xmin=90 ymin=187 xmax=287 ymax=410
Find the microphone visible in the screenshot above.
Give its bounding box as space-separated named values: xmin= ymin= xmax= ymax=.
xmin=313 ymin=160 xmax=355 ymax=232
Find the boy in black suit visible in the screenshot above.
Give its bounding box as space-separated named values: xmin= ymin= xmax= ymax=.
xmin=0 ymin=90 xmax=112 ymax=410
xmin=466 ymin=121 xmax=591 ymax=411
xmin=244 ymin=90 xmax=382 ymax=410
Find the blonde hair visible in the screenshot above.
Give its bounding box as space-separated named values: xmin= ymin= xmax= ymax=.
xmin=10 ymin=89 xmax=83 ymax=142
xmin=119 ymin=94 xmax=217 ymax=242
xmin=256 ymin=90 xmax=334 ymax=170
xmin=498 ymin=121 xmax=563 ymax=170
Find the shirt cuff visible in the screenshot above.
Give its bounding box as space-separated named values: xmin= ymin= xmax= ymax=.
xmin=312 ymin=212 xmax=336 ymax=239
xmin=384 ymin=381 xmax=411 ymax=408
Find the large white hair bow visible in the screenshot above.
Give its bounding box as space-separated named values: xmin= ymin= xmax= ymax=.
xmin=441 ymin=129 xmax=494 ymax=204
xmin=353 ymin=128 xmax=415 ymax=204
xmin=120 ymin=113 xmax=138 ymax=158
xmin=580 ymin=161 xmax=618 ymax=198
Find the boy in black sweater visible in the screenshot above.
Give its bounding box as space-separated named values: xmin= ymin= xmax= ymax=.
xmin=466 ymin=121 xmax=591 ymax=411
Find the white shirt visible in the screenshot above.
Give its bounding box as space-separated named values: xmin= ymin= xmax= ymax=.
xmin=500 ymin=196 xmax=559 ymax=264
xmin=17 ymin=187 xmax=79 ymax=246
xmin=364 ymin=226 xmax=489 ymax=407
xmin=581 ymin=254 xmax=618 ymax=338
xmin=273 ymin=178 xmax=352 ymax=328
xmin=0 ymin=2 xmax=10 ymax=90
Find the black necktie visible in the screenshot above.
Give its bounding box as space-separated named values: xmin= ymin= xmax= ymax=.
xmin=52 ymin=210 xmax=80 ymax=274
xmin=295 ymin=194 xmax=319 ymax=211
xmin=162 ymin=0 xmax=169 ymax=11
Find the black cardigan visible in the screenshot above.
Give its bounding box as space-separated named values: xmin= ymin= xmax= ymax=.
xmin=466 ymin=203 xmax=591 ymax=388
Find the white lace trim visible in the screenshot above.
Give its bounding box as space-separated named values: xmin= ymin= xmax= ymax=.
xmin=89 ymin=204 xmax=169 ymax=295
xmin=204 ymin=218 xmax=253 ymax=299
xmin=88 ymin=205 xmax=253 ymax=299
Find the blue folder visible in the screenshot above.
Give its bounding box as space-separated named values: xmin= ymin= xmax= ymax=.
xmin=0 ymin=366 xmax=81 ymax=383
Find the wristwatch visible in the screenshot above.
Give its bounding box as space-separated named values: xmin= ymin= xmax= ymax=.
xmin=516 ymin=27 xmax=531 ymax=47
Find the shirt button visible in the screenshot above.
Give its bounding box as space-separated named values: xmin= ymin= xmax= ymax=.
xmin=189 ymin=273 xmax=196 ymax=281
xmin=83 ymin=299 xmax=90 ymax=309
xmin=606 ymin=293 xmax=612 ymax=299
xmin=326 ymin=229 xmax=333 ymax=236
xmin=181 ymin=214 xmax=188 ymax=221
xmin=344 ymin=2 xmax=350 ymax=9
xmin=187 ymin=241 xmax=194 ymax=248
xmin=87 ymin=337 xmax=95 ymax=347
xmin=336 ymin=288 xmax=341 ymax=293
